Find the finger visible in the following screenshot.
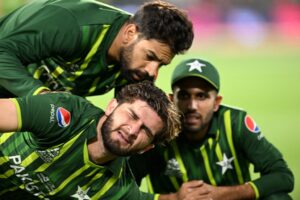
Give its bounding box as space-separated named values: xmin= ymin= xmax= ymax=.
xmin=184 ymin=180 xmax=204 ymax=189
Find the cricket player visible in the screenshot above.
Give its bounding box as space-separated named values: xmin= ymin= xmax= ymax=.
xmin=0 ymin=81 xmax=180 ymax=199
xmin=129 ymin=58 xmax=294 ymax=200
xmin=0 ymin=0 xmax=193 ymax=97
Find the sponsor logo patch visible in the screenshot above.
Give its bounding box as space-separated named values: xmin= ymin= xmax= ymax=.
xmin=56 ymin=107 xmax=71 ymax=127
xmin=244 ymin=115 xmax=260 ymax=133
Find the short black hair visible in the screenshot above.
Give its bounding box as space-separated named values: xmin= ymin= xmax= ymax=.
xmin=129 ymin=0 xmax=194 ymax=55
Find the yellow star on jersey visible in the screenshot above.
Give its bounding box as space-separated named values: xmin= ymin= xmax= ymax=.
xmin=187 ymin=60 xmax=206 ymax=73
xmin=216 ymin=153 xmax=234 ymax=175
xmin=71 ymin=186 xmax=91 ymax=200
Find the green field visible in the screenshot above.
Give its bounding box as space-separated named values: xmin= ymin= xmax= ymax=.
xmin=88 ymin=38 xmax=300 ymax=199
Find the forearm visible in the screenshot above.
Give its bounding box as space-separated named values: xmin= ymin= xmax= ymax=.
xmin=157 ymin=183 xmax=255 ymax=200
xmin=0 ymin=50 xmax=48 ymax=96
xmin=0 ymin=99 xmax=18 ymax=132
xmin=252 ymin=166 xmax=294 ymax=198
xmin=158 ymin=193 xmax=177 ymax=200
xmin=214 ymin=183 xmax=256 ymax=200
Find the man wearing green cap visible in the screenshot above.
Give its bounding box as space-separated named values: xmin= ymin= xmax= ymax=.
xmin=129 ymin=58 xmax=294 ymax=199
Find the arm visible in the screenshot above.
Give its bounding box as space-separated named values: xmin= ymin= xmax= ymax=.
xmin=0 ymin=99 xmax=18 ymax=132
xmin=236 ymin=114 xmax=294 ymax=198
xmin=158 ymin=181 xmax=255 ymax=200
xmin=0 ymin=3 xmax=82 ymax=96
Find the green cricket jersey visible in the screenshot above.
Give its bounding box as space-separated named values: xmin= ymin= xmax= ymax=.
xmin=129 ymin=105 xmax=294 ymax=199
xmin=0 ymin=93 xmax=153 ymax=199
xmin=0 ymin=0 xmax=130 ymax=97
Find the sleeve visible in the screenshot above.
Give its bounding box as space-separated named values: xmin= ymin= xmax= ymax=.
xmin=15 ymin=93 xmax=96 ymax=146
xmin=235 ymin=112 xmax=294 ymax=198
xmin=0 ymin=5 xmax=83 ymax=96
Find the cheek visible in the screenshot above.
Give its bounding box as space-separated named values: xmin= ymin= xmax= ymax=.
xmin=134 ymin=136 xmax=151 ymax=149
xmin=176 ymin=101 xmax=188 ymax=111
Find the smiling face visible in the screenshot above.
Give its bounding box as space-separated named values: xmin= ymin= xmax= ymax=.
xmin=101 ymin=99 xmax=163 ymax=156
xmin=171 ymin=77 xmax=222 ymax=140
xmin=119 ymin=38 xmax=173 ymax=83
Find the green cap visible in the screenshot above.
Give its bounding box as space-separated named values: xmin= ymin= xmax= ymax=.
xmin=171 ymin=58 xmax=220 ymax=91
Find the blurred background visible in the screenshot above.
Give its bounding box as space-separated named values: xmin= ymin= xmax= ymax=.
xmin=1 ymin=0 xmax=299 ymax=199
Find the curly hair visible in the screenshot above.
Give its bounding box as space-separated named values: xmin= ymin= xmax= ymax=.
xmin=115 ymin=81 xmax=180 ymax=144
xmin=129 ymin=0 xmax=194 ymax=55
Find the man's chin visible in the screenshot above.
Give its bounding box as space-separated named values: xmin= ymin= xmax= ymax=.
xmin=183 ymin=125 xmax=202 ymax=133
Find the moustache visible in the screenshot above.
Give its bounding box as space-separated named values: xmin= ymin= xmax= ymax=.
xmin=183 ymin=111 xmax=201 ymax=118
xmin=125 ymin=70 xmax=155 ymax=83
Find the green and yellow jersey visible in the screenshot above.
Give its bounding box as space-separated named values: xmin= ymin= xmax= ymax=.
xmin=0 ymin=93 xmax=153 ymax=199
xmin=0 ymin=0 xmax=130 ymax=97
xmin=129 ymin=105 xmax=294 ymax=199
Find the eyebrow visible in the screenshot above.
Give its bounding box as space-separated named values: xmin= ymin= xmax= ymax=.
xmin=148 ymin=50 xmax=167 ymax=65
xmin=129 ymin=108 xmax=155 ymax=139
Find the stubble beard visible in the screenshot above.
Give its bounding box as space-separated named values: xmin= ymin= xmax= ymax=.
xmin=101 ymin=113 xmax=133 ymax=156
xmin=119 ymin=42 xmax=135 ymax=83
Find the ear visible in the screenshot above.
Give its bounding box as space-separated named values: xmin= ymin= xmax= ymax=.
xmin=122 ymin=24 xmax=138 ymax=44
xmin=213 ymin=95 xmax=223 ymax=112
xmin=169 ymin=93 xmax=174 ymax=102
xmin=138 ymin=144 xmax=155 ymax=154
xmin=105 ymin=98 xmax=119 ymax=116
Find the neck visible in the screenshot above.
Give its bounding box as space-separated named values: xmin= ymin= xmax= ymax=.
xmin=184 ymin=126 xmax=209 ymax=142
xmin=87 ymin=116 xmax=116 ymax=165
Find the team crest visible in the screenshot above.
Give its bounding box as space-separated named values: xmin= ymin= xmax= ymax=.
xmin=164 ymin=158 xmax=182 ymax=178
xmin=56 ymin=107 xmax=71 ymax=127
xmin=244 ymin=115 xmax=260 ymax=133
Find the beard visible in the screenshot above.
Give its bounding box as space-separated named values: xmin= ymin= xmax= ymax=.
xmin=101 ymin=112 xmax=134 ymax=156
xmin=119 ymin=42 xmax=154 ymax=83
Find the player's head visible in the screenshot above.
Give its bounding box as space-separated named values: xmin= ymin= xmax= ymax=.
xmin=119 ymin=0 xmax=194 ymax=84
xmin=131 ymin=0 xmax=194 ymax=55
xmin=101 ymin=81 xmax=180 ymax=156
xmin=170 ymin=58 xmax=222 ymax=137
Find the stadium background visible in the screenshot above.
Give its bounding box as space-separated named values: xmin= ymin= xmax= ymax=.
xmin=1 ymin=0 xmax=299 ymax=199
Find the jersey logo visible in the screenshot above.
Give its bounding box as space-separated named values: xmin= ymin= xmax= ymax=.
xmin=244 ymin=115 xmax=260 ymax=133
xmin=56 ymin=107 xmax=71 ymax=127
xmin=71 ymin=186 xmax=91 ymax=200
xmin=216 ymin=153 xmax=234 ymax=175
xmin=164 ymin=158 xmax=182 ymax=178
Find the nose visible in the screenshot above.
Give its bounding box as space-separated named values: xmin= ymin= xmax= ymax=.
xmin=145 ymin=62 xmax=159 ymax=80
xmin=127 ymin=121 xmax=142 ymax=137
xmin=187 ymin=98 xmax=198 ymax=110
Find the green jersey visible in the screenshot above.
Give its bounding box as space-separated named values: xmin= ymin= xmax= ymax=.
xmin=0 ymin=93 xmax=153 ymax=199
xmin=129 ymin=105 xmax=294 ymax=199
xmin=0 ymin=0 xmax=130 ymax=97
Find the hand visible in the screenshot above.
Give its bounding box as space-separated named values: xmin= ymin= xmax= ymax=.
xmin=159 ymin=181 xmax=255 ymax=200
xmin=176 ymin=180 xmax=205 ymax=200
xmin=158 ymin=180 xmax=205 ymax=200
xmin=176 ymin=182 xmax=255 ymax=200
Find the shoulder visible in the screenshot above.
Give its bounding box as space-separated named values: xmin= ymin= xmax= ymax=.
xmin=217 ymin=104 xmax=247 ymax=118
xmin=47 ymin=0 xmax=132 ymax=25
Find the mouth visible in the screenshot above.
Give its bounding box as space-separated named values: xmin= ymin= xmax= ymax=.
xmin=117 ymin=130 xmax=131 ymax=145
xmin=184 ymin=113 xmax=201 ymax=124
xmin=131 ymin=70 xmax=154 ymax=82
xmin=130 ymin=71 xmax=145 ymax=82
